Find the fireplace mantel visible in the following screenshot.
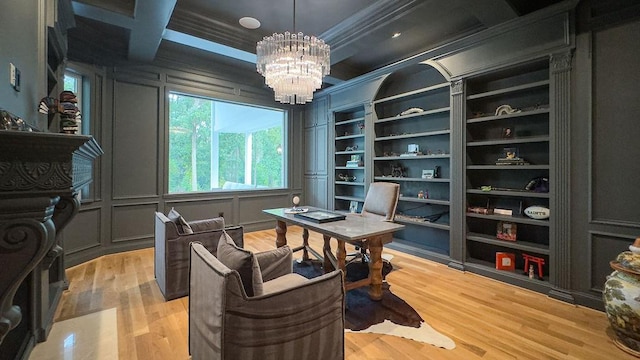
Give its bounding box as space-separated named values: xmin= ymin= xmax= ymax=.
xmin=0 ymin=130 xmax=103 ymax=348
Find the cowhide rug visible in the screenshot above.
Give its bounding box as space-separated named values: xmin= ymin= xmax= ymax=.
xmin=293 ymin=259 xmax=455 ymax=350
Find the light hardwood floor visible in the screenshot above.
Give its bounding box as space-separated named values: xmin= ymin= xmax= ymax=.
xmin=54 ymin=226 xmax=629 ymax=360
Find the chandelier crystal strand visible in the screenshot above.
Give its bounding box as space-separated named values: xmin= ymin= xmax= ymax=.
xmin=257 ymin=30 xmax=330 ymax=104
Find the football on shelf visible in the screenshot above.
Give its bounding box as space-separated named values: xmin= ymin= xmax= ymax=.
xmin=524 ymin=206 xmax=550 ymax=219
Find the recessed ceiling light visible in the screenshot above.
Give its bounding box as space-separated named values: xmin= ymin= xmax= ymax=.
xmin=392 ymin=32 xmax=401 ymax=38
xmin=239 ymin=17 xmax=261 ymax=29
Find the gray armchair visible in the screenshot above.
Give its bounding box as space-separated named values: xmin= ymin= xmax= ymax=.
xmin=189 ymin=238 xmax=345 ymax=360
xmin=154 ymin=211 xmax=244 ymax=300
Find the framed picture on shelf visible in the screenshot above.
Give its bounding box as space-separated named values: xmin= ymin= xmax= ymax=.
xmin=421 ymin=169 xmax=434 ymax=179
xmin=501 ymin=127 xmax=514 ymax=139
xmin=496 ymin=221 xmax=517 ymax=241
xmin=495 ymin=252 xmax=515 ymax=271
xmin=349 ymin=201 xmax=358 ymax=213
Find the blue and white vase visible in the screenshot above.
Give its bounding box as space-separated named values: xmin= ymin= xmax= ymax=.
xmin=603 ymin=238 xmax=640 ymax=357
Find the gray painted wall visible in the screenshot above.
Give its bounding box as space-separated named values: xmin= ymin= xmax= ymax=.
xmin=61 ymin=56 xmax=306 ymax=267
xmin=570 ymin=18 xmax=640 ymax=309
xmin=0 ymin=0 xmax=46 ymax=129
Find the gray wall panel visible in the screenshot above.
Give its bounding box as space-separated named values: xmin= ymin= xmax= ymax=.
xmin=112 ymin=81 xmax=160 ymax=198
xmin=64 ymin=208 xmax=102 ymax=253
xmin=590 ymin=232 xmax=637 ymax=292
xmin=238 ymin=192 xmax=292 ymax=225
xmin=164 ymin=198 xmax=235 ymax=224
xmin=591 ymin=21 xmax=640 ymax=228
xmin=111 ymin=203 xmax=157 ymax=242
xmin=571 ymin=16 xmax=640 ymax=309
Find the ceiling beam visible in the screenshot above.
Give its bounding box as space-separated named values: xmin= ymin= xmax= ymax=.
xmin=128 ymin=0 xmax=177 ymax=62
xmin=71 ymin=1 xmax=135 ymax=29
xmin=71 ymin=0 xmax=177 ymax=62
xmin=162 ymin=29 xmax=256 ymax=63
xmin=71 ymin=0 xmax=343 ymax=85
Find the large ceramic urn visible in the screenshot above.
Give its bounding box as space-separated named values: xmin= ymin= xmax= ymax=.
xmin=604 ymin=237 xmax=640 ymax=357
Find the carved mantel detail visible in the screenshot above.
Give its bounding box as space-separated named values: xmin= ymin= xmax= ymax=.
xmin=0 ymin=131 xmax=102 ymax=345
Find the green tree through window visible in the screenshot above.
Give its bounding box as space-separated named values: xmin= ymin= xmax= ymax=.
xmin=168 ymin=93 xmax=285 ymax=193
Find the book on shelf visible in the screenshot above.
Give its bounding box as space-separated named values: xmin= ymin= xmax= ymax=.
xmin=493 ymin=208 xmax=513 ymax=216
xmin=346 ymin=160 xmax=362 ymax=167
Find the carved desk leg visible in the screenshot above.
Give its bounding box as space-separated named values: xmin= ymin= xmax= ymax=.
xmin=336 ymin=239 xmax=347 ymax=278
xmin=275 ymin=220 xmax=287 ymax=248
xmin=323 ymin=235 xmax=334 ymax=273
xmin=367 ymin=235 xmax=385 ymax=301
xmin=0 ymin=197 xmax=58 ymax=345
xmin=302 ymin=228 xmax=310 ymax=261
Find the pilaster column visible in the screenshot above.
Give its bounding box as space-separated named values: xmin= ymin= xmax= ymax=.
xmin=448 ymin=80 xmax=465 ymax=270
xmin=548 ymin=51 xmax=574 ymax=302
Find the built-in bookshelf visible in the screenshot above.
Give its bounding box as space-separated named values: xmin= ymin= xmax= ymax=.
xmin=372 ymin=64 xmax=452 ymax=259
xmin=464 ymin=59 xmax=552 ymax=284
xmin=333 ymin=105 xmax=367 ymax=213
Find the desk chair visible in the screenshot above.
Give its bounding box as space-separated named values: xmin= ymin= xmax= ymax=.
xmin=347 ymin=182 xmax=400 ymax=264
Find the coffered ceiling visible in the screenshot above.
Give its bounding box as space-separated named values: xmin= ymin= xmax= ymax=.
xmin=66 ymin=0 xmax=564 ymax=87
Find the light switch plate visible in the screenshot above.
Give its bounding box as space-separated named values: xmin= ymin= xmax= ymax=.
xmin=9 ymin=63 xmax=20 ymax=92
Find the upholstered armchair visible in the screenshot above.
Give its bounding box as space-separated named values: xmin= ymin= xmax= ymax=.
xmin=154 ymin=211 xmax=244 ymax=300
xmin=189 ymin=236 xmax=345 ymax=360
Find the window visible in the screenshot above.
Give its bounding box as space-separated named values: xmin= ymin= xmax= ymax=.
xmin=63 ymin=71 xmax=85 ymax=134
xmin=168 ymin=92 xmax=286 ymax=193
xmin=64 ymin=69 xmax=93 ymax=200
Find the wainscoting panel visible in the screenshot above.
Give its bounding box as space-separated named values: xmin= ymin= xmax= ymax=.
xmin=112 ymin=81 xmax=160 ymax=199
xmin=591 ymin=21 xmax=640 ymax=228
xmin=63 ymin=207 xmax=102 ymax=254
xmin=164 ymin=197 xmax=235 ymax=224
xmin=111 ymin=202 xmax=158 ymax=243
xmin=238 ymin=192 xmax=292 ymax=230
xmin=589 ymin=231 xmax=636 ymax=292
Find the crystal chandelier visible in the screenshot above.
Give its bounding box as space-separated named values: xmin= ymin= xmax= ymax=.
xmin=256 ymin=0 xmax=330 ymax=104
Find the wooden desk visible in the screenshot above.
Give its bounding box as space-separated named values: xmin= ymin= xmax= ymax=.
xmin=263 ymin=208 xmax=405 ymax=300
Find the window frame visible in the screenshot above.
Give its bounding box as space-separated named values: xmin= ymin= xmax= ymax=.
xmin=165 ymin=88 xmax=290 ymax=195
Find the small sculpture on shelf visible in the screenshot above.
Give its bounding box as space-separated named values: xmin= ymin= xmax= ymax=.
xmin=338 ymin=173 xmax=356 ymax=182
xmin=358 ymin=122 xmax=365 ymax=134
xmin=494 ymin=104 xmax=521 ymax=116
xmin=38 ymin=90 xmax=81 ymax=134
xmin=0 ymin=108 xmax=35 ymax=131
xmin=522 ymin=253 xmax=545 ymax=280
xmin=397 ymin=107 xmax=424 ymax=116
xmin=390 ymin=164 xmax=405 ymax=178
